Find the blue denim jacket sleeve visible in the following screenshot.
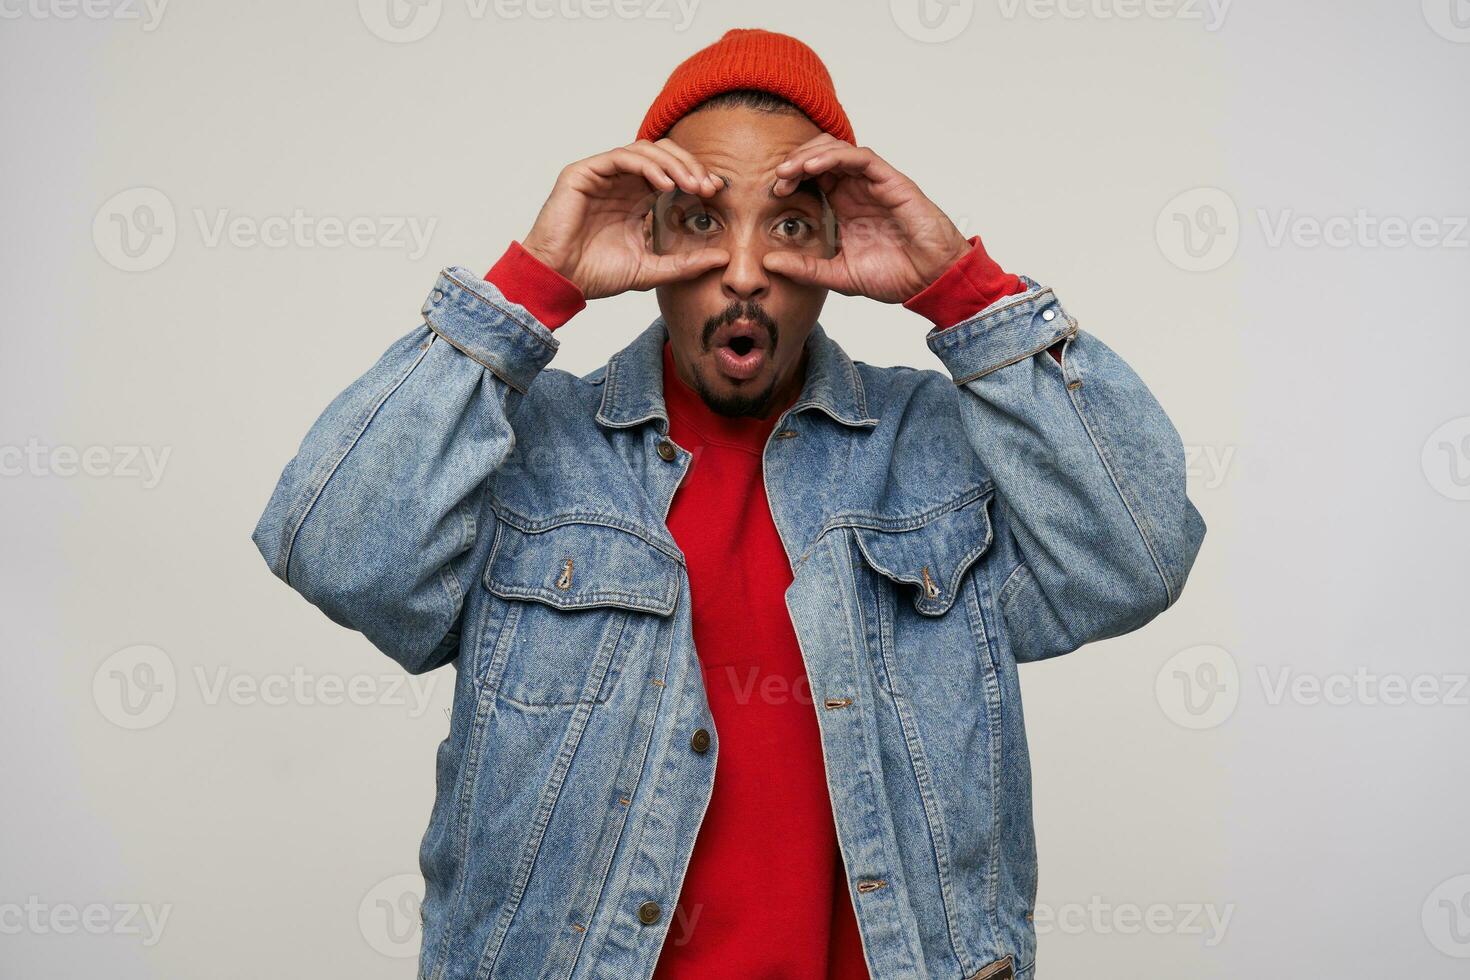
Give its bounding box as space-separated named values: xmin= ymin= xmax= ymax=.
xmin=926 ymin=278 xmax=1206 ymax=663
xmin=251 ymin=267 xmax=560 ymax=673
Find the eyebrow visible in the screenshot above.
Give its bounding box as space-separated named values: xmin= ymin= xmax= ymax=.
xmin=696 ymin=173 xmax=825 ymax=205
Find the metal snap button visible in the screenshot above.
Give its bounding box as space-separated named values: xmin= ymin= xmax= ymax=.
xmin=432 ymin=288 xmax=444 ymax=303
xmin=1042 ymin=308 xmax=1056 ymax=321
xmin=656 ymin=439 xmax=678 ymax=462
xmin=638 ymin=900 xmax=661 ymax=924
xmin=690 ymin=728 xmax=711 ymax=753
xmin=920 ymin=565 xmax=941 ymax=599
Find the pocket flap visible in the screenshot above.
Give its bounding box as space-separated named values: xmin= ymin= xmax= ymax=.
xmin=484 ymin=518 xmax=681 ymax=616
xmin=851 ymin=491 xmax=994 ymax=616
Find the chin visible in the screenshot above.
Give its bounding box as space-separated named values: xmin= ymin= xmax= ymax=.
xmin=694 ymin=362 xmax=782 ymax=418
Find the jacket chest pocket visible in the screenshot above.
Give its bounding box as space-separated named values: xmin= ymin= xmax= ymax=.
xmin=847 ymin=491 xmax=996 ymax=700
xmin=480 ymin=517 xmax=681 ymax=709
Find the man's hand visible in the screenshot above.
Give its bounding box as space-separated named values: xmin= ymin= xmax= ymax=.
xmin=764 ymin=134 xmax=971 ymax=303
xmin=521 ymin=140 xmax=729 ymax=301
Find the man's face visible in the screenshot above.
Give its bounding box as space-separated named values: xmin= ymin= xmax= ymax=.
xmin=653 ymin=106 xmax=832 ymax=419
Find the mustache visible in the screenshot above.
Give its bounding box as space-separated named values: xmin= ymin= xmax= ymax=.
xmin=701 ymin=300 xmax=779 ymax=350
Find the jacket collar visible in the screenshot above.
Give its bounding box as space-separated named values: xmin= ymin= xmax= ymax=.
xmin=595 ymin=318 xmax=879 ymax=432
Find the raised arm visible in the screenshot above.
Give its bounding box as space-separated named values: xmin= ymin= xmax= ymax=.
xmin=927 ymin=284 xmax=1206 ymax=661
xmin=761 ymin=134 xmax=1205 ymax=661
xmin=252 ymin=272 xmax=559 ymax=673
xmin=254 ymin=139 xmax=728 ymax=672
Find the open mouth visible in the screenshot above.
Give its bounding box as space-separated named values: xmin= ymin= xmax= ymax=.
xmin=711 ymin=319 xmax=770 ymax=382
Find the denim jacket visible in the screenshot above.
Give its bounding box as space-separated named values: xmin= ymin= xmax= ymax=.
xmin=253 ymin=266 xmax=1204 ymax=980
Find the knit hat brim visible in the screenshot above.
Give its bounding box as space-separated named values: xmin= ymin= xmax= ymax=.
xmin=635 ymin=29 xmax=855 ymax=145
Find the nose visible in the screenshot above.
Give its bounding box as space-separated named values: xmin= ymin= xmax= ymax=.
xmin=719 ymin=226 xmax=770 ymax=303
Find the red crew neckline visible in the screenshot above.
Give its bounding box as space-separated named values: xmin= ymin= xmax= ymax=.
xmin=661 ymin=340 xmax=802 ymax=452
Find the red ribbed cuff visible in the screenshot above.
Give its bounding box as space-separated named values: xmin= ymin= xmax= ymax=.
xmin=484 ymin=241 xmax=586 ymax=330
xmin=902 ymin=235 xmax=1024 ymax=331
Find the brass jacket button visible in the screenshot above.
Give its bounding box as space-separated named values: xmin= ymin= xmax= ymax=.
xmin=656 ymin=439 xmax=677 ymax=461
xmin=638 ymin=900 xmax=661 ymax=924
xmin=690 ymin=728 xmax=711 ymax=753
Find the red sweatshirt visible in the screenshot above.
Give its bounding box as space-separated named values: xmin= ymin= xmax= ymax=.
xmin=484 ymin=237 xmax=1025 ymax=978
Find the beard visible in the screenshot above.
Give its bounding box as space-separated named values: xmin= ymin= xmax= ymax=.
xmin=691 ymin=368 xmax=783 ymax=418
xmin=691 ymin=300 xmax=784 ymax=419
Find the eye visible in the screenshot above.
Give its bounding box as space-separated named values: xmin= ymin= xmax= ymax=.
xmin=773 ymin=216 xmax=815 ymax=244
xmin=680 ymin=210 xmax=721 ymax=234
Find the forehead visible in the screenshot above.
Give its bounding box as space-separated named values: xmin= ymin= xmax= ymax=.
xmin=665 ymin=105 xmax=823 ymax=184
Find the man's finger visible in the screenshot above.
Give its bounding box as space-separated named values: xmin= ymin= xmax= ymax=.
xmin=762 ymin=250 xmax=849 ymax=292
xmin=636 ymin=247 xmax=730 ymax=290
xmin=773 ymin=134 xmax=844 ymax=178
xmin=627 ymin=141 xmax=715 ymax=197
xmin=792 ymin=145 xmax=889 ymax=183
xmin=652 ymin=139 xmax=722 ymax=196
xmin=773 ymin=147 xmax=891 ymax=198
xmin=584 ymin=148 xmax=678 ymax=194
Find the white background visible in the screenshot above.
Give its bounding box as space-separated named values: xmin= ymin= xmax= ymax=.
xmin=3 ymin=0 xmax=1468 ymax=976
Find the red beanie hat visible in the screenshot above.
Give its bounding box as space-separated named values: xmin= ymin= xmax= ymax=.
xmin=636 ymin=29 xmax=855 ymax=145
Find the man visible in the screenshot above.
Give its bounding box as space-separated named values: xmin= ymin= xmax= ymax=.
xmin=254 ymin=28 xmax=1204 ymax=980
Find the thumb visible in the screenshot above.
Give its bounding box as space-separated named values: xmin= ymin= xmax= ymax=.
xmin=762 ymin=250 xmax=845 ymax=291
xmin=636 ymin=248 xmax=729 ymax=290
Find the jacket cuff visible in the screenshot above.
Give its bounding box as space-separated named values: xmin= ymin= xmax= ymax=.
xmin=484 ymin=241 xmax=586 ymax=330
xmin=925 ymin=277 xmax=1075 ymax=384
xmin=903 ymin=235 xmax=1025 ymax=329
xmin=423 ymin=267 xmax=560 ymax=394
